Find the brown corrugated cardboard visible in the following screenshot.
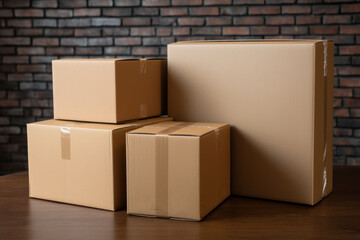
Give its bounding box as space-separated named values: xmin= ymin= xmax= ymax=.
xmin=168 ymin=40 xmax=333 ymax=205
xmin=126 ymin=121 xmax=230 ymax=221
xmin=52 ymin=58 xmax=166 ymax=123
xmin=27 ymin=117 xmax=172 ymax=211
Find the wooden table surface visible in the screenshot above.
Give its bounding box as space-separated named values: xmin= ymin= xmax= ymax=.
xmin=0 ymin=166 xmax=359 ymax=240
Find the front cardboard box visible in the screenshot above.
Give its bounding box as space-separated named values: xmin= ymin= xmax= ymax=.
xmin=168 ymin=40 xmax=334 ymax=205
xmin=52 ymin=58 xmax=166 ymax=123
xmin=126 ymin=121 xmax=230 ymax=221
xmin=27 ymin=117 xmax=171 ymax=211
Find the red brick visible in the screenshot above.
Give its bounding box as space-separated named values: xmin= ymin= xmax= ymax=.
xmin=190 ymin=7 xmax=219 ymax=16
xmin=17 ymin=47 xmax=45 ymax=55
xmin=46 ymin=47 xmax=74 ymax=55
xmin=207 ymin=17 xmax=232 ymax=26
xmin=156 ymin=28 xmax=172 ymax=36
xmin=173 ymin=27 xmax=190 ymax=36
xmin=341 ymin=26 xmax=360 ymax=35
xmin=3 ymin=56 xmax=28 ymax=64
xmin=123 ymin=17 xmax=151 ymax=26
xmin=249 ymin=6 xmax=280 ymax=15
xmin=114 ymin=0 xmax=140 ymax=6
xmin=74 ymin=29 xmax=101 ymax=37
xmin=234 ymin=0 xmax=264 ymax=3
xmin=61 ymin=38 xmax=87 ymax=46
xmin=32 ymin=0 xmax=57 ymax=8
xmin=89 ymin=0 xmax=113 ymax=6
xmin=282 ymin=5 xmax=311 ymax=14
xmin=3 ymin=0 xmax=29 ymax=7
xmin=223 ymin=27 xmax=250 ymax=35
xmin=192 ymin=27 xmax=221 ymax=35
xmin=161 ymin=8 xmax=188 ymax=16
xmin=341 ymin=3 xmax=360 ymax=13
xmin=351 ymin=108 xmax=360 ymax=117
xmin=8 ymin=73 xmax=33 ymax=81
xmin=313 ymin=5 xmax=339 ymax=14
xmin=266 ymin=16 xmax=294 ymax=25
xmin=0 ymin=99 xmax=19 ymax=107
xmin=17 ymin=64 xmax=46 ymax=73
xmin=178 ymin=18 xmax=205 ymax=26
xmin=220 ymin=7 xmax=246 ymax=15
xmin=74 ymin=8 xmax=101 ymax=17
xmin=340 ymin=78 xmax=360 ymax=87
xmin=296 ymin=16 xmax=320 ymax=25
xmin=115 ymin=37 xmax=141 ymax=46
xmin=59 ymin=0 xmax=86 ymax=8
xmin=15 ymin=9 xmax=44 ymax=17
xmin=44 ymin=29 xmax=73 ymax=36
xmin=338 ymin=67 xmax=360 ymax=76
xmin=354 ymin=88 xmax=360 ymax=98
xmin=46 ymin=9 xmax=73 ymax=18
xmin=348 ymin=157 xmax=360 ymax=166
xmin=333 ymin=137 xmax=360 ymax=146
xmin=334 ymin=88 xmax=353 ymax=97
xmin=0 ymin=29 xmax=13 ymax=36
xmin=88 ymin=37 xmax=113 ymax=46
xmin=0 ymin=9 xmax=12 ymax=17
xmin=234 ymin=16 xmax=264 ymax=25
xmin=104 ymin=47 xmax=130 ymax=55
xmin=132 ymin=47 xmax=159 ymax=56
xmin=7 ymin=19 xmax=31 ymax=28
xmin=204 ymin=0 xmax=231 ymax=5
xmin=172 ymin=0 xmax=202 ymax=6
xmin=33 ymin=38 xmax=59 ymax=46
xmin=16 ymin=29 xmax=43 ymax=36
xmin=21 ymin=99 xmax=48 ymax=107
xmin=143 ymin=0 xmax=170 ymax=6
xmin=344 ymin=99 xmax=360 ymax=107
xmin=266 ymin=0 xmax=294 ymax=3
xmin=251 ymin=26 xmax=279 ymax=35
xmin=310 ymin=26 xmax=338 ymax=35
xmin=133 ymin=8 xmax=158 ymax=16
xmin=130 ymin=27 xmax=155 ymax=36
xmin=340 ymin=46 xmax=360 ymax=55
xmin=323 ymin=15 xmax=351 ymax=24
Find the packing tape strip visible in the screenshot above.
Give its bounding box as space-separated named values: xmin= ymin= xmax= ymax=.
xmin=153 ymin=122 xmax=221 ymax=218
xmin=322 ymin=41 xmax=328 ymax=197
xmin=61 ymin=127 xmax=71 ymax=160
xmin=155 ymin=135 xmax=169 ymax=217
xmin=139 ymin=58 xmax=147 ymax=74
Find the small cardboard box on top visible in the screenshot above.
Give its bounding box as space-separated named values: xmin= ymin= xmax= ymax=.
xmin=52 ymin=58 xmax=167 ymax=123
xmin=168 ymin=40 xmax=334 ymax=205
xmin=126 ymin=121 xmax=230 ymax=221
xmin=27 ymin=117 xmax=172 ymax=211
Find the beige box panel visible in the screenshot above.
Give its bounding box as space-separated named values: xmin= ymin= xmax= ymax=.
xmin=53 ymin=59 xmax=117 ymax=123
xmin=28 ymin=124 xmax=67 ymax=202
xmin=168 ymin=42 xmax=329 ymax=204
xmin=116 ymin=60 xmax=164 ymax=122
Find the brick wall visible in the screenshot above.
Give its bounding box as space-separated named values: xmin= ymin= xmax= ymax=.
xmin=0 ymin=0 xmax=359 ymax=175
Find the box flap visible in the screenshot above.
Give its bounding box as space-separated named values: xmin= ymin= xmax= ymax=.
xmin=28 ymin=117 xmax=173 ymax=131
xmin=128 ymin=121 xmax=228 ymax=137
xmin=170 ymin=39 xmax=332 ymax=45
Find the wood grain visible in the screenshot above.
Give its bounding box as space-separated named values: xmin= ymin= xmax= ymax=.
xmin=0 ymin=166 xmax=359 ymax=240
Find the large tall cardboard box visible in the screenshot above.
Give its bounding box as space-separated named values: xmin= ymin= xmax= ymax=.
xmin=27 ymin=117 xmax=171 ymax=211
xmin=126 ymin=121 xmax=230 ymax=220
xmin=52 ymin=58 xmax=166 ymax=123
xmin=168 ymin=40 xmax=334 ymax=205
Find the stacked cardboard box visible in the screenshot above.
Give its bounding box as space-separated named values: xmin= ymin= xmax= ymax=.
xmin=27 ymin=58 xmax=172 ymax=211
xmin=27 ymin=39 xmax=334 ymax=221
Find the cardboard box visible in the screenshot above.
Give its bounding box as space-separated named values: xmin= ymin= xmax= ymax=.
xmin=27 ymin=117 xmax=172 ymax=211
xmin=52 ymin=58 xmax=166 ymax=123
xmin=126 ymin=121 xmax=230 ymax=221
xmin=168 ymin=40 xmax=333 ymax=205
